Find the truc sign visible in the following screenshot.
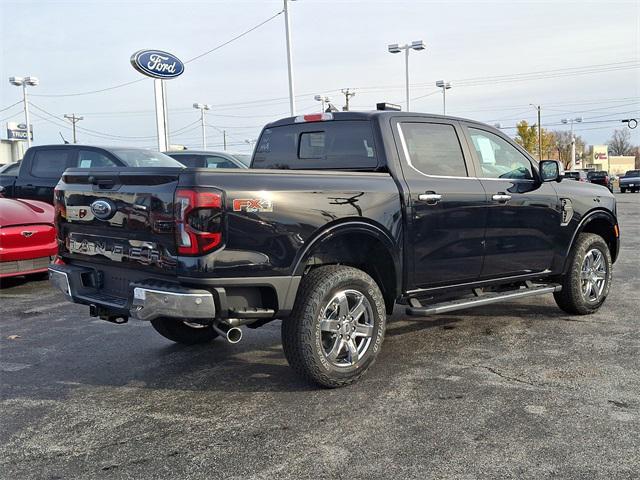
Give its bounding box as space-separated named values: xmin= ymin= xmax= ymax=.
xmin=6 ymin=122 xmax=33 ymax=141
xmin=130 ymin=49 xmax=184 ymax=79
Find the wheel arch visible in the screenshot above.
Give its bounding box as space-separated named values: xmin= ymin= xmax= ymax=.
xmin=564 ymin=209 xmax=619 ymax=272
xmin=292 ymin=220 xmax=401 ymax=314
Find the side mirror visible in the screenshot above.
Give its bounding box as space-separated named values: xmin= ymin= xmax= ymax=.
xmin=540 ymin=160 xmax=563 ymax=183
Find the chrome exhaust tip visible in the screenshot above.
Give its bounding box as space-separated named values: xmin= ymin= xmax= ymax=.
xmin=213 ymin=321 xmax=242 ymax=344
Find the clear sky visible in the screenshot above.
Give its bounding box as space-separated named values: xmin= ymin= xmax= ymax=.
xmin=1 ymin=0 xmax=638 ymax=153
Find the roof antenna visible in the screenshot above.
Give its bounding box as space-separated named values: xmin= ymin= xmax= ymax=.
xmin=59 ymin=132 xmax=69 ymax=144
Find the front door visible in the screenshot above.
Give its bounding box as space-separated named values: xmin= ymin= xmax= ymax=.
xmin=462 ymin=125 xmax=561 ymax=278
xmin=394 ymin=119 xmax=488 ymax=289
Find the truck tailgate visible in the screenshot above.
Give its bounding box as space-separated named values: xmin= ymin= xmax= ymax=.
xmin=56 ymin=169 xmax=181 ymax=281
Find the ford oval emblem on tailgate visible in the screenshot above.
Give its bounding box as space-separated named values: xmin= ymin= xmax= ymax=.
xmin=90 ymin=199 xmax=115 ymax=220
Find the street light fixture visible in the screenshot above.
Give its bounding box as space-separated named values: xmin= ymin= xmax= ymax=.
xmin=561 ymin=116 xmax=583 ymax=169
xmin=8 ymin=75 xmax=39 ymax=148
xmin=387 ymin=40 xmax=426 ymax=111
xmin=314 ymin=95 xmax=331 ymax=112
xmin=435 ymin=80 xmax=452 ymax=115
xmin=193 ymin=103 xmax=211 ymax=149
xmin=245 ymin=139 xmax=256 ymax=152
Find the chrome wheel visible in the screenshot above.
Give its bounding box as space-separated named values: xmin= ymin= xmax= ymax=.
xmin=580 ymin=248 xmax=607 ymax=303
xmin=320 ymin=289 xmax=374 ymax=368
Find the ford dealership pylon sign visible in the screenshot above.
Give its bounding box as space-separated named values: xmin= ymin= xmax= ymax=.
xmin=130 ymin=49 xmax=184 ymax=79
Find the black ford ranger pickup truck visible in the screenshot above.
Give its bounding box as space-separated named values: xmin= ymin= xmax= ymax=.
xmin=49 ymin=111 xmax=619 ymax=388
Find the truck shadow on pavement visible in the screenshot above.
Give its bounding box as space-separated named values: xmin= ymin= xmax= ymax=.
xmin=2 ymin=289 xmax=574 ymax=399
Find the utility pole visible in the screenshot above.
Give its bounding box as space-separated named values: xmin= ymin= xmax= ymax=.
xmin=223 ymin=130 xmax=227 ymax=151
xmin=537 ymin=105 xmax=542 ymax=160
xmin=341 ymin=88 xmax=356 ymax=111
xmin=530 ymin=104 xmax=542 ymax=160
xmin=283 ymin=0 xmax=296 ymax=116
xmin=64 ymin=114 xmax=84 ymax=143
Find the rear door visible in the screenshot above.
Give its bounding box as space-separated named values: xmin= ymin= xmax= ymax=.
xmin=393 ymin=118 xmax=487 ymax=289
xmin=461 ymin=124 xmax=560 ymax=278
xmin=15 ymin=148 xmax=77 ymax=203
xmin=57 ymin=169 xmax=181 ymax=294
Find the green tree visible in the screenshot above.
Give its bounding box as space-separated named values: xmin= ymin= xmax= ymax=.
xmin=515 ymin=121 xmax=537 ymax=154
xmin=515 ymin=120 xmax=557 ymax=159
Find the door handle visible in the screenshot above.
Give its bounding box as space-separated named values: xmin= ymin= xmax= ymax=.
xmin=418 ymin=192 xmax=442 ymax=205
xmin=492 ymin=193 xmax=512 ymax=203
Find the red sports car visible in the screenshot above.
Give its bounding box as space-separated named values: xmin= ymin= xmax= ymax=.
xmin=0 ymin=197 xmax=57 ymax=279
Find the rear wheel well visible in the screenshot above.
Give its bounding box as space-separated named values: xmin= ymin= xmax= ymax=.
xmin=580 ymin=217 xmax=618 ymax=261
xmin=302 ymin=232 xmax=398 ymax=314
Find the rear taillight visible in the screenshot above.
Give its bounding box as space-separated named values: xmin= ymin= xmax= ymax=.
xmin=175 ymin=189 xmax=223 ymax=255
xmin=54 ymin=188 xmax=66 ymax=220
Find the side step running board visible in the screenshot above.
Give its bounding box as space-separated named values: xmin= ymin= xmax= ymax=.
xmin=406 ymin=284 xmax=562 ymax=317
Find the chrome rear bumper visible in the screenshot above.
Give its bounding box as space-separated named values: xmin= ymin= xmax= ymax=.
xmin=131 ymin=286 xmax=215 ymax=321
xmin=49 ymin=265 xmax=215 ymax=321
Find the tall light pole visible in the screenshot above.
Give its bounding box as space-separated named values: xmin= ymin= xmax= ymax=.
xmin=193 ymin=103 xmax=211 ymax=149
xmin=314 ymin=95 xmax=331 ymax=112
xmin=284 ymin=0 xmax=296 ymax=116
xmin=9 ymin=76 xmax=38 ymax=148
xmin=561 ymin=116 xmax=583 ymax=169
xmin=64 ymin=114 xmax=84 ymax=143
xmin=388 ymin=40 xmax=425 ymax=111
xmin=435 ymin=80 xmax=451 ymax=115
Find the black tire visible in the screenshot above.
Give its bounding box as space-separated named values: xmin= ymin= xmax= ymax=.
xmin=620 ymin=188 xmax=626 ymax=193
xmin=281 ymin=265 xmax=386 ymax=388
xmin=150 ymin=317 xmax=218 ymax=345
xmin=553 ymin=233 xmax=612 ymax=315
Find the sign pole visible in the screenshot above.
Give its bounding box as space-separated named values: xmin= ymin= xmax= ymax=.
xmin=154 ymin=79 xmax=168 ymax=151
xmin=22 ymin=84 xmax=32 ymax=149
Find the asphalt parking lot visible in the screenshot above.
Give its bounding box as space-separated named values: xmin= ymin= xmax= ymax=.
xmin=1 ymin=193 xmax=638 ymax=480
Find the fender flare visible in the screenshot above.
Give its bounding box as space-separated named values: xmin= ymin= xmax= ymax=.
xmin=562 ymin=209 xmax=619 ymax=270
xmin=292 ymin=220 xmax=402 ymax=296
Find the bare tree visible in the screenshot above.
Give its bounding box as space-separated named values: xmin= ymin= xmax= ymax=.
xmin=607 ymin=129 xmax=633 ymax=156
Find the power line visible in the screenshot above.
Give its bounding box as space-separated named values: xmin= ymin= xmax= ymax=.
xmin=0 ymin=108 xmax=25 ymax=123
xmin=184 ymin=10 xmax=283 ymax=63
xmin=0 ymin=100 xmax=23 ymax=113
xmin=30 ymin=10 xmax=284 ymax=98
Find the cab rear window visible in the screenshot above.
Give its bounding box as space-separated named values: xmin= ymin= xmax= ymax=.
xmin=252 ymin=121 xmax=377 ymax=170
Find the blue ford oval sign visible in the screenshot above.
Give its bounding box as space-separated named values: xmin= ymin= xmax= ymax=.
xmin=130 ymin=49 xmax=184 ymax=79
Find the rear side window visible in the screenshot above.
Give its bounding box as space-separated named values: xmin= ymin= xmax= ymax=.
xmin=77 ymin=150 xmax=117 ymax=168
xmin=168 ymin=154 xmax=203 ymax=168
xmin=206 ymin=156 xmax=238 ymax=168
xmin=398 ymin=122 xmax=467 ymax=177
xmin=31 ymin=150 xmax=72 ymax=178
xmin=0 ymin=163 xmax=20 ymax=176
xmin=252 ymin=121 xmax=377 ymax=170
xmin=111 ymin=149 xmax=183 ymax=167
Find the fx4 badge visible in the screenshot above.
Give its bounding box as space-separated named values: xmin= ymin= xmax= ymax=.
xmin=233 ymin=198 xmax=273 ymax=213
